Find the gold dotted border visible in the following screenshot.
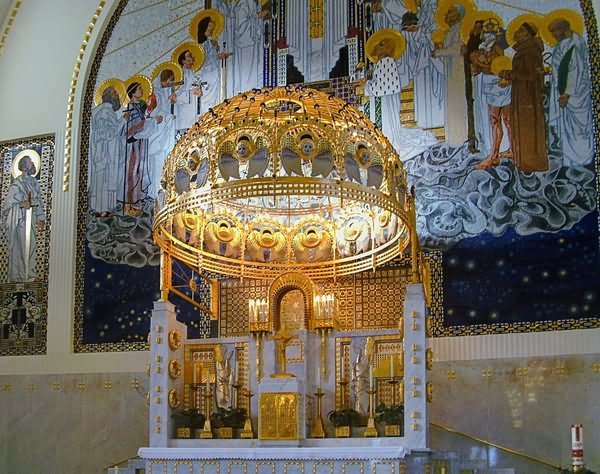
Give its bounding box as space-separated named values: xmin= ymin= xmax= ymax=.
xmin=312 ymin=461 xmax=334 ymax=474
xmin=0 ymin=0 xmax=22 ymax=56
xmin=227 ymin=461 xmax=248 ymax=474
xmin=202 ymin=460 xmax=221 ymax=474
xmin=62 ymin=0 xmax=106 ymax=192
xmin=256 ymin=461 xmax=276 ymax=474
xmin=372 ymin=461 xmax=395 ymax=474
xmin=175 ymin=461 xmax=194 ymax=474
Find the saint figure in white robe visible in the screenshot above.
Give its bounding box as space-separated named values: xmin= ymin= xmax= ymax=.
xmin=222 ymin=0 xmax=263 ymax=94
xmin=286 ymin=0 xmax=348 ymax=82
xmin=89 ymin=87 xmax=124 ymax=212
xmin=364 ymin=39 xmax=437 ymax=160
xmin=121 ymin=83 xmax=152 ymax=214
xmin=147 ymin=73 xmax=177 ymax=198
xmin=198 ymin=39 xmax=223 ymax=116
xmin=175 ymin=50 xmax=203 ymax=132
xmin=2 ymin=156 xmax=45 ymax=282
xmin=433 ymin=6 xmax=468 ymax=145
xmin=548 ymin=20 xmax=594 ymax=166
xmin=400 ymin=12 xmax=445 ymax=129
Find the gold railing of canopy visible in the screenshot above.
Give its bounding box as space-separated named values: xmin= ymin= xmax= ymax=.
xmin=154 ymin=86 xmax=417 ymax=283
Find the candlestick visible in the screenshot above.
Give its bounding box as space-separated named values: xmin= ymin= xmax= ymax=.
xmin=571 ymin=424 xmax=584 ymax=472
xmin=369 ymin=364 xmax=374 ymax=389
xmin=364 ymin=387 xmax=378 ymax=437
xmin=317 ymin=364 xmax=321 ymax=389
xmin=310 ymin=388 xmax=326 ymax=438
xmin=240 ymin=389 xmax=255 ymax=438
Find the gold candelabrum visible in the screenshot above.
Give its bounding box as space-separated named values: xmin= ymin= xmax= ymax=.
xmin=248 ymin=298 xmax=270 ymax=381
xmin=240 ymin=389 xmax=254 ymax=439
xmin=200 ymin=382 xmax=214 ymax=439
xmin=311 ymin=387 xmax=326 ymax=438
xmin=364 ymin=388 xmax=378 ymax=437
xmin=313 ymin=292 xmax=337 ymax=380
xmin=364 ymin=353 xmax=378 ymax=437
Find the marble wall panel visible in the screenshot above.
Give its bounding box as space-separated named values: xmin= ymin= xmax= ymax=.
xmin=0 ymin=372 xmax=148 ymax=474
xmin=430 ymin=354 xmax=600 ymax=472
xmin=1 ymin=355 xmax=599 ymax=473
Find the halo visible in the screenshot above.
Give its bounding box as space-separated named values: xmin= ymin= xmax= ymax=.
xmin=431 ymin=30 xmax=447 ymax=45
xmin=405 ymin=0 xmax=418 ymax=13
xmin=12 ymin=149 xmax=41 ymax=178
xmin=171 ymin=41 xmax=206 ymax=72
xmin=461 ymin=10 xmax=504 ymax=43
xmin=94 ymin=78 xmax=126 ymax=107
xmin=506 ymin=14 xmax=543 ymax=46
xmin=490 ymin=55 xmax=513 ymax=76
xmin=542 ymin=9 xmax=585 ymax=47
xmin=189 ymin=8 xmax=225 ymax=42
xmin=365 ymin=28 xmax=406 ymax=63
xmin=151 ymin=61 xmax=184 ymax=83
xmin=435 ymin=0 xmax=477 ymax=31
xmin=123 ymin=75 xmax=153 ymax=105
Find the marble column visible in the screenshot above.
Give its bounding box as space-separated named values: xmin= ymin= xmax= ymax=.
xmin=403 ymin=283 xmax=428 ymax=449
xmin=148 ymin=300 xmax=187 ymax=447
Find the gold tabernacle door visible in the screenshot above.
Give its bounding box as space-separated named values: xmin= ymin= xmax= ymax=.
xmin=258 ymin=392 xmax=299 ymax=440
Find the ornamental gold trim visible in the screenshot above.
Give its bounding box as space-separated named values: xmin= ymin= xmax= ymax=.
xmin=0 ymin=0 xmax=22 ymax=56
xmin=63 ymin=0 xmax=106 ymax=192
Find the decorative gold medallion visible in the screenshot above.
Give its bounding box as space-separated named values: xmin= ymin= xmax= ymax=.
xmin=168 ymin=389 xmax=180 ymax=408
xmin=168 ymin=359 xmax=182 ymax=379
xmin=168 ymin=330 xmax=181 ymax=351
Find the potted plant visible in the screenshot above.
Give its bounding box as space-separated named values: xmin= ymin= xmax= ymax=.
xmin=375 ymin=403 xmax=404 ymax=436
xmin=171 ymin=408 xmax=205 ymax=439
xmin=210 ymin=407 xmax=247 ymax=438
xmin=327 ymin=408 xmax=363 ymax=437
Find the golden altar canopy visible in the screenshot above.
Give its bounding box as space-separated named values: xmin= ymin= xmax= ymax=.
xmin=154 ymin=86 xmax=414 ymax=280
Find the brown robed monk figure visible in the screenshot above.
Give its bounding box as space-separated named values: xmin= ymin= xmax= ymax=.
xmin=505 ymin=22 xmax=548 ymax=173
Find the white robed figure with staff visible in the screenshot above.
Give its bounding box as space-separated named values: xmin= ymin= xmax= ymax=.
xmin=1 ymin=152 xmax=45 ymax=282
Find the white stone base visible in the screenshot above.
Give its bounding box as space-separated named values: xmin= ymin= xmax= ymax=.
xmin=139 ymin=445 xmax=431 ymax=474
xmin=140 ymin=445 xmax=409 ymax=460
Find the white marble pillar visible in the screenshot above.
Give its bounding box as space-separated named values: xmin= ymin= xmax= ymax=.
xmin=403 ymin=283 xmax=428 ymax=449
xmin=148 ymin=300 xmax=187 ymax=447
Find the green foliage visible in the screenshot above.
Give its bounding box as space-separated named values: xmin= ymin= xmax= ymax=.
xmin=327 ymin=408 xmax=364 ymax=427
xmin=171 ymin=408 xmax=205 ymax=430
xmin=374 ymin=403 xmax=404 ymax=425
xmin=210 ymin=407 xmax=247 ymax=429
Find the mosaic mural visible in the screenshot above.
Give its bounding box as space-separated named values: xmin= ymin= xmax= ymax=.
xmin=0 ymin=135 xmax=54 ymax=355
xmin=76 ymin=0 xmax=599 ymax=351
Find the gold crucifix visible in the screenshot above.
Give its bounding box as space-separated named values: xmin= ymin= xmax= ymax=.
xmin=271 ymin=326 xmax=296 ymax=378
